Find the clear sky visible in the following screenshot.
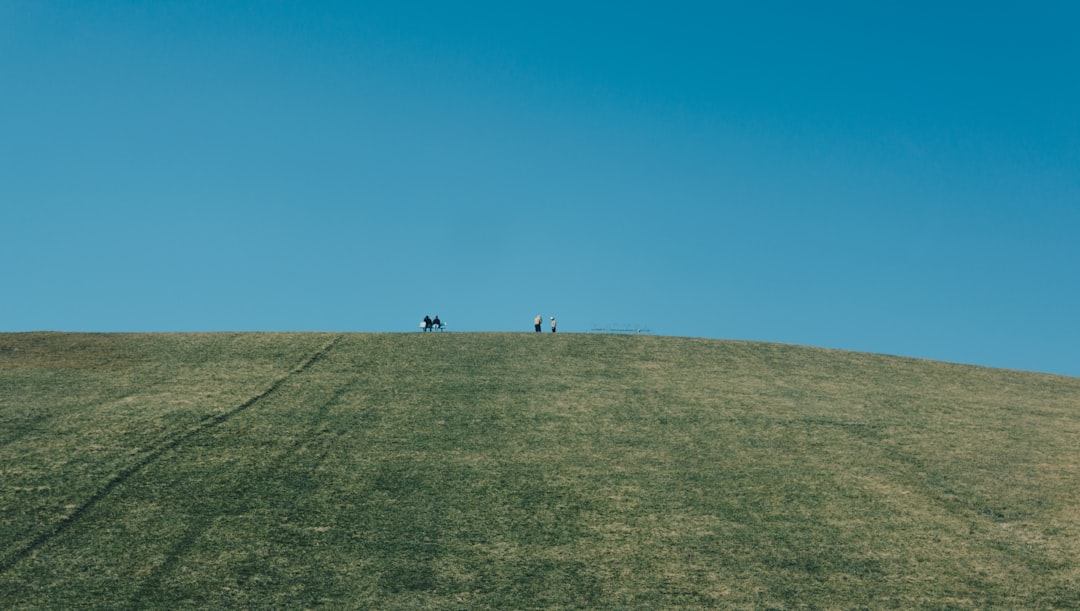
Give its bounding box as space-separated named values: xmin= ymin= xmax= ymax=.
xmin=3 ymin=2 xmax=1078 ymax=376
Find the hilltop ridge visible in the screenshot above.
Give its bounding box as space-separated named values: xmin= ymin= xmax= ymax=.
xmin=1 ymin=332 xmax=1078 ymax=608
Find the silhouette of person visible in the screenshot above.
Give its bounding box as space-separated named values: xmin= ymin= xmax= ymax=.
xmin=433 ymin=315 xmax=442 ymax=330
xmin=534 ymin=314 xmax=542 ymax=332
xmin=423 ymin=315 xmax=433 ymax=331
xmin=550 ymin=316 xmax=557 ymax=333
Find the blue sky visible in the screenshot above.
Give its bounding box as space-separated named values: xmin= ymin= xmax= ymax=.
xmin=3 ymin=1 xmax=1078 ymax=376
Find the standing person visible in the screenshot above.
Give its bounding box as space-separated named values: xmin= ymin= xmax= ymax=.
xmin=534 ymin=314 xmax=543 ymax=333
xmin=550 ymin=316 xmax=557 ymax=333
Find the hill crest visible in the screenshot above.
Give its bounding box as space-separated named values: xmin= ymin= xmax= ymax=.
xmin=1 ymin=332 xmax=1078 ymax=608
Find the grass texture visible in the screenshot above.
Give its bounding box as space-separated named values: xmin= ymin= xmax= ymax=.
xmin=1 ymin=332 xmax=1078 ymax=609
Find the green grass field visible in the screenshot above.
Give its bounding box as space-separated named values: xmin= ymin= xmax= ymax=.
xmin=1 ymin=332 xmax=1078 ymax=609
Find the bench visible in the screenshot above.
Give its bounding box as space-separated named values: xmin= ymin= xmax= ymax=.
xmin=419 ymin=322 xmax=447 ymax=332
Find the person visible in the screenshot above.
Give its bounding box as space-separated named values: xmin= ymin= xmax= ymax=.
xmin=433 ymin=315 xmax=442 ymax=330
xmin=534 ymin=314 xmax=542 ymax=333
xmin=423 ymin=315 xmax=433 ymax=331
xmin=550 ymin=316 xmax=557 ymax=333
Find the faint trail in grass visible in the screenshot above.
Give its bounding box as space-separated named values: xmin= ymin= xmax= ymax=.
xmin=132 ymin=371 xmax=359 ymax=603
xmin=0 ymin=412 xmax=51 ymax=450
xmin=0 ymin=335 xmax=344 ymax=576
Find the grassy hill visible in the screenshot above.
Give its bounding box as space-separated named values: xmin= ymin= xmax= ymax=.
xmin=1 ymin=332 xmax=1078 ymax=609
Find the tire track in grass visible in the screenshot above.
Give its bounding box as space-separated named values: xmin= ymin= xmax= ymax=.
xmin=0 ymin=335 xmax=344 ymax=575
xmin=131 ymin=372 xmax=360 ymax=604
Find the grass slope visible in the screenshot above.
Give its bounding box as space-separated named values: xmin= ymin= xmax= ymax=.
xmin=1 ymin=332 xmax=1078 ymax=609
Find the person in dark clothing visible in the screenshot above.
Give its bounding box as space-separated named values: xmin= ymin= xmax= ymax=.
xmin=423 ymin=315 xmax=433 ymax=331
xmin=433 ymin=315 xmax=442 ymax=330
